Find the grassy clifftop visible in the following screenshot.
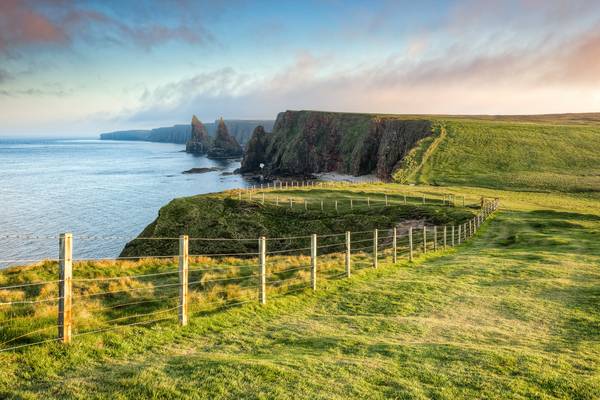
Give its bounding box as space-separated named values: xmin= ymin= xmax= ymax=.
xmin=393 ymin=118 xmax=600 ymax=192
xmin=120 ymin=188 xmax=475 ymax=257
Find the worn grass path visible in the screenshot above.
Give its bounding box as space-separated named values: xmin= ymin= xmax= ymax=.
xmin=2 ymin=190 xmax=598 ymax=399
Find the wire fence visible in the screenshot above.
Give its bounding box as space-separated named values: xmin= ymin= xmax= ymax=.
xmin=0 ymin=196 xmax=499 ymax=353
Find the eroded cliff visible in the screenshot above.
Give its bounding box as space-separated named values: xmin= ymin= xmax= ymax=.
xmin=240 ymin=110 xmax=434 ymax=179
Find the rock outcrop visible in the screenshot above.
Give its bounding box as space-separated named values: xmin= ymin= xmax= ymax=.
xmin=185 ymin=115 xmax=212 ymax=154
xmin=207 ymin=118 xmax=243 ymax=159
xmin=239 ymin=110 xmax=433 ymax=179
xmin=240 ymin=125 xmax=269 ymax=171
xmin=100 ymin=119 xmax=274 ymax=146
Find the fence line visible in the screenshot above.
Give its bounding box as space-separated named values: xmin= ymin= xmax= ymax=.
xmin=0 ymin=198 xmax=499 ymax=352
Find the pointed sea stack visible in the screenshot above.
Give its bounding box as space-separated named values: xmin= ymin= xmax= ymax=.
xmin=186 ymin=115 xmax=211 ymax=154
xmin=207 ymin=118 xmax=243 ymax=159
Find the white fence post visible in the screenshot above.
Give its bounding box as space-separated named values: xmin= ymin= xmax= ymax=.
xmin=310 ymin=234 xmax=317 ymax=290
xmin=452 ymin=225 xmax=455 ymax=246
xmin=259 ymin=237 xmax=266 ymax=304
xmin=433 ymin=226 xmax=438 ymax=251
xmin=373 ymin=229 xmax=378 ymax=268
xmin=345 ymin=231 xmax=351 ymax=277
xmin=458 ymin=224 xmax=462 ymax=244
xmin=423 ymin=226 xmax=427 ymax=254
xmin=178 ymin=235 xmax=189 ymax=326
xmin=58 ymin=233 xmax=73 ymax=344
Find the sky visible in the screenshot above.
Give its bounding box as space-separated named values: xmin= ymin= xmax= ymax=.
xmin=1 ymin=0 xmax=600 ymax=137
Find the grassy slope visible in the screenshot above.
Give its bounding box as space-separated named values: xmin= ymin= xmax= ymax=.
xmin=2 ymin=115 xmax=600 ymax=398
xmin=0 ymin=184 xmax=598 ymax=399
xmin=402 ymin=119 xmax=600 ymax=192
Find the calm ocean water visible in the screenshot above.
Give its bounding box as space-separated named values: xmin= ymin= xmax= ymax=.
xmin=0 ymin=139 xmax=249 ymax=265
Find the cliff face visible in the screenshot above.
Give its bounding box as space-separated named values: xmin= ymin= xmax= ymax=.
xmin=208 ymin=120 xmax=275 ymax=145
xmin=239 ymin=110 xmax=433 ymax=179
xmin=207 ymin=118 xmax=243 ymax=158
xmin=100 ymin=120 xmax=274 ymax=145
xmin=241 ymin=125 xmax=269 ymax=171
xmin=185 ymin=115 xmax=212 ymax=154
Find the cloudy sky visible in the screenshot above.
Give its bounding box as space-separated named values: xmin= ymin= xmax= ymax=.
xmin=1 ymin=0 xmax=600 ymax=136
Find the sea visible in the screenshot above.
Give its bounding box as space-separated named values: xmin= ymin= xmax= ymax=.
xmin=0 ymin=139 xmax=250 ymax=266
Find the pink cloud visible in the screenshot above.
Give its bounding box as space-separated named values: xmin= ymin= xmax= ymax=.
xmin=0 ymin=0 xmax=68 ymax=52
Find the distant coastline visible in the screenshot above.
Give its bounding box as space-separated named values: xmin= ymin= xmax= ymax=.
xmin=100 ymin=119 xmax=274 ymax=146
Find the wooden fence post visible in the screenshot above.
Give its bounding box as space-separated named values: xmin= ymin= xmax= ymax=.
xmin=392 ymin=227 xmax=397 ymax=264
xmin=310 ymin=234 xmax=317 ymax=290
xmin=345 ymin=231 xmax=351 ymax=277
xmin=178 ymin=235 xmax=189 ymax=326
xmin=458 ymin=225 xmax=462 ymax=244
xmin=452 ymin=225 xmax=455 ymax=246
xmin=423 ymin=226 xmax=427 ymax=253
xmin=433 ymin=226 xmax=438 ymax=251
xmin=259 ymin=237 xmax=266 ymax=304
xmin=373 ymin=229 xmax=378 ymax=268
xmin=409 ymin=227 xmax=413 ymax=261
xmin=58 ymin=233 xmax=73 ymax=344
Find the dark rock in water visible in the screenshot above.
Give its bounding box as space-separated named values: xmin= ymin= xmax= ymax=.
xmin=239 ymin=125 xmax=269 ymax=173
xmin=220 ymin=171 xmax=235 ymax=176
xmin=207 ymin=118 xmax=243 ymax=159
xmin=186 ymin=115 xmax=212 ymax=154
xmin=240 ymin=110 xmax=433 ymax=180
xmin=182 ymin=167 xmax=220 ymax=174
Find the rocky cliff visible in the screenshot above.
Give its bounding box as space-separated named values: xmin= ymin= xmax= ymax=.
xmin=207 ymin=118 xmax=243 ymax=158
xmin=185 ymin=115 xmax=212 ymax=154
xmin=100 ymin=119 xmax=274 ymax=145
xmin=239 ymin=110 xmax=434 ymax=179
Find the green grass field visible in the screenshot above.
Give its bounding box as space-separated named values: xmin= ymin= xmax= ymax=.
xmin=395 ymin=119 xmax=600 ymax=193
xmin=0 ymin=183 xmax=598 ymax=399
xmin=1 ymin=115 xmax=599 ymax=399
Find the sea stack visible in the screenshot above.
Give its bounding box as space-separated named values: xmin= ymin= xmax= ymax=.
xmin=239 ymin=125 xmax=268 ymax=172
xmin=186 ymin=115 xmax=211 ymax=154
xmin=207 ymin=118 xmax=243 ymax=159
